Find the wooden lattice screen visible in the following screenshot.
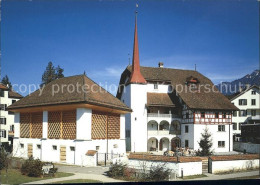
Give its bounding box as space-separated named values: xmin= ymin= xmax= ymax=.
xmin=31 ymin=112 xmax=43 ymax=138
xmin=20 ymin=113 xmax=30 ymax=138
xmin=48 ymin=111 xmax=61 ymax=139
xmin=108 ymin=114 xmax=120 ymax=139
xmin=91 ymin=111 xmax=120 ymax=140
xmin=62 ymin=110 xmax=76 ymax=139
xmin=48 ymin=110 xmax=76 ymax=139
xmin=20 ymin=112 xmax=43 ymax=138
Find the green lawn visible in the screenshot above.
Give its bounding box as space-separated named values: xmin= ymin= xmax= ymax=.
xmin=49 ymin=179 xmax=102 ymax=184
xmin=1 ymin=169 xmax=74 ymax=185
xmin=181 ymin=174 xmax=207 ymax=180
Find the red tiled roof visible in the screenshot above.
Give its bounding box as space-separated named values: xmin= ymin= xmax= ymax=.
xmin=86 ymin=150 xmax=97 ymax=156
xmin=128 ymin=153 xmax=202 ymax=163
xmin=147 ymin=93 xmax=179 ymax=107
xmin=209 ymin=154 xmax=259 ymax=161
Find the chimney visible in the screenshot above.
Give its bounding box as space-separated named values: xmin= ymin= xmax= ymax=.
xmin=158 ymin=62 xmax=164 ymax=68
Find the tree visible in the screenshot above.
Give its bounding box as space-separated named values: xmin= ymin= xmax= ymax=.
xmin=197 ymin=127 xmax=213 ymax=156
xmin=41 ymin=62 xmax=64 ymax=87
xmin=1 ymin=75 xmax=12 ymax=89
xmin=55 ymin=65 xmax=64 ymax=79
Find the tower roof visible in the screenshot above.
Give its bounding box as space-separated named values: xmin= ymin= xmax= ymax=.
xmin=129 ymin=12 xmax=147 ymax=84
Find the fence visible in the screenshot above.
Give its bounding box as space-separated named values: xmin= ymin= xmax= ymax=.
xmin=96 ymin=152 xmax=120 ymax=166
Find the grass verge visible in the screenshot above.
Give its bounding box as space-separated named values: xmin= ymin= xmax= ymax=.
xmin=1 ymin=169 xmax=74 ymax=184
xmin=226 ymin=175 xmax=260 ymax=180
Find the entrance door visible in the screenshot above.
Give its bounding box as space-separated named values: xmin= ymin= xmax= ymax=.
xmin=60 ymin=146 xmax=66 ymax=163
xmin=28 ymin=144 xmax=33 ymax=158
xmin=171 ymin=138 xmax=180 ymax=151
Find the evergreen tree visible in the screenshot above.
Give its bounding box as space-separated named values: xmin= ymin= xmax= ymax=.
xmin=55 ymin=65 xmax=64 ymax=79
xmin=1 ymin=75 xmax=12 ymax=89
xmin=41 ymin=62 xmax=56 ymax=87
xmin=41 ymin=62 xmax=64 ymax=87
xmin=197 ymin=127 xmax=213 ymax=156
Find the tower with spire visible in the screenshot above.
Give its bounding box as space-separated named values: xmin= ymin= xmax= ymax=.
xmin=119 ymin=10 xmax=148 ymax=152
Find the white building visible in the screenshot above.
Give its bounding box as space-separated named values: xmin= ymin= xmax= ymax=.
xmin=0 ymin=83 xmax=23 ymax=148
xmin=228 ymin=85 xmax=260 ymax=141
xmin=116 ymin=13 xmax=238 ymax=154
xmin=8 ymin=75 xmax=131 ymax=166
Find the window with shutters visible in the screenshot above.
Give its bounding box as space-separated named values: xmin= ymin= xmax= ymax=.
xmin=0 ymin=130 xmax=6 ymax=138
xmin=0 ymin=117 xmax=6 ymax=125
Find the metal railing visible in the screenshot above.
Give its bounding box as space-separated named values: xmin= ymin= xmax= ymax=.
xmin=147 ymin=113 xmax=181 ymax=118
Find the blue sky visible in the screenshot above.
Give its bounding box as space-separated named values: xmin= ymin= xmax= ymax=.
xmin=1 ymin=0 xmax=259 ymax=96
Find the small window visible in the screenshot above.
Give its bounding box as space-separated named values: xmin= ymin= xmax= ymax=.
xmin=185 ymin=140 xmax=189 ymax=148
xmin=252 ymin=90 xmax=256 ymax=95
xmin=37 ymin=144 xmax=41 ymax=149
xmin=239 ymin=99 xmax=247 ymax=105
xmin=20 ymin=143 xmax=24 ymax=148
xmin=12 ymin=100 xmax=16 ymax=104
xmin=0 ymin=104 xmax=7 ymax=111
xmin=218 ymin=125 xmax=225 ymax=132
xmin=223 ymin=113 xmax=226 ymax=118
xmin=218 ymin=141 xmax=225 ymax=148
xmin=215 ymin=112 xmax=219 ymax=118
xmin=0 ymin=118 xmax=6 ymax=125
xmin=251 ymin=110 xmax=256 ymax=116
xmin=232 ymin=123 xmax=237 ymax=130
xmin=0 ymin=130 xmax=6 ymax=138
xmin=186 ymin=113 xmax=189 ymax=119
xmin=201 ymin=112 xmax=205 ymax=118
xmin=52 ymin=145 xmax=57 ymax=150
xmin=251 ymin=99 xmax=256 ymax=105
xmin=154 ymin=84 xmax=158 ymax=89
xmin=239 ymin=110 xmax=247 ymax=117
xmin=232 ymin=111 xmax=237 ymax=117
xmin=185 ymin=126 xmax=189 ymax=133
xmin=70 ymin=146 xmax=75 ymax=151
xmin=96 ymin=146 xmax=100 ymax=151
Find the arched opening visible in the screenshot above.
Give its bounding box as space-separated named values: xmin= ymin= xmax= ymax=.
xmin=170 ymin=120 xmax=181 ymax=135
xmin=159 ymin=120 xmax=170 ymax=131
xmin=147 ymin=137 xmax=158 ymax=151
xmin=159 ymin=137 xmax=170 ymax=151
xmin=147 ymin=120 xmax=158 ymax=131
xmin=171 ymin=137 xmax=181 ymax=151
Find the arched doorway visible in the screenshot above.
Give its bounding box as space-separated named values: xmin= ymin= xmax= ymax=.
xmin=171 ymin=137 xmax=181 ymax=151
xmin=159 ymin=137 xmax=170 ymax=151
xmin=147 ymin=137 xmax=158 ymax=151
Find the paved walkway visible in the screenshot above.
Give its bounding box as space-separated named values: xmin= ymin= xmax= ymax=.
xmin=25 ymin=173 xmax=125 ymax=184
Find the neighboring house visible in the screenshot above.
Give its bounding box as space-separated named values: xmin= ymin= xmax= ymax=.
xmin=8 ymin=75 xmax=131 ymax=166
xmin=241 ymin=123 xmax=260 ymax=144
xmin=0 ymin=83 xmax=23 ymax=148
xmin=227 ymin=85 xmax=260 ymax=142
xmin=116 ymin=13 xmax=238 ymax=153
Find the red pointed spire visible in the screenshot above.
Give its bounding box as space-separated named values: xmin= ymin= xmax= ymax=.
xmin=129 ymin=12 xmax=147 ymax=84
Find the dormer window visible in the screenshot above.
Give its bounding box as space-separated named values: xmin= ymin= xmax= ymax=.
xmin=186 ymin=76 xmax=200 ymax=86
xmin=154 ymin=84 xmax=158 ymax=89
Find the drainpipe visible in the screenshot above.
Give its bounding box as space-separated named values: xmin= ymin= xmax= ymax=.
xmin=229 ymin=124 xmax=230 ymax=152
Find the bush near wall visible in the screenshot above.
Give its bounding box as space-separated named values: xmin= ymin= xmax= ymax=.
xmin=21 ymin=157 xmax=43 ymax=177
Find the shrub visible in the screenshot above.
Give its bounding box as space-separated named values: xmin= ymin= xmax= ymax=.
xmin=21 ymin=157 xmax=43 ymax=177
xmin=107 ymin=162 xmax=127 ymax=178
xmin=0 ymin=147 xmax=8 ymax=170
xmin=123 ymin=167 xmax=136 ymax=180
xmin=146 ymin=164 xmax=171 ymax=182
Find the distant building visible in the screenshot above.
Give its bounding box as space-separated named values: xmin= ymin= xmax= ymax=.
xmin=116 ymin=13 xmax=238 ymax=154
xmin=227 ymin=85 xmax=260 ymax=142
xmin=0 ymin=83 xmax=23 ymax=149
xmin=8 ymin=75 xmax=131 ymax=166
